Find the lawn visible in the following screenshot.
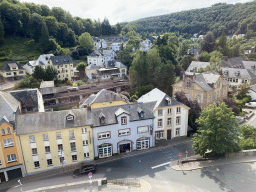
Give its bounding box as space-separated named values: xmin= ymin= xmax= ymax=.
xmin=0 ymin=37 xmax=42 ymax=68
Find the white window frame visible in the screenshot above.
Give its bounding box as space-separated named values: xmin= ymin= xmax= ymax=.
xmin=7 ymin=154 xmax=17 ymax=163
xmin=167 ymin=108 xmax=171 ymax=115
xmin=167 ymin=118 xmax=172 ymax=126
xmin=158 ymin=119 xmax=162 ymax=127
xmin=158 ymin=109 xmax=163 ymax=116
xmin=118 ymin=128 xmax=130 ymax=136
xmin=3 ymin=138 xmax=14 ymax=148
xmin=176 ymin=128 xmax=180 ymax=136
xmin=99 ymin=144 xmax=112 ymax=158
xmin=176 ymin=116 xmax=181 ymax=125
xmin=176 ymin=107 xmax=181 ymax=113
xmin=29 ymin=135 xmax=35 ymax=143
xmin=58 ymin=144 xmax=63 ymax=152
xmin=121 ymin=117 xmax=127 ymax=125
xmin=56 ymin=132 xmax=62 ymax=140
xmin=98 ymin=132 xmax=111 ymax=140
xmin=83 ymin=140 xmax=89 ymax=146
xmin=43 ymin=134 xmax=49 ymax=141
xmin=45 ymin=146 xmax=51 ymax=153
xmin=70 ymin=142 xmax=76 ymax=152
xmin=32 ymin=148 xmax=38 ymax=156
xmin=82 ymin=128 xmax=87 ymax=134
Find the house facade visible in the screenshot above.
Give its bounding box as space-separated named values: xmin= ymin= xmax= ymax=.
xmin=48 ymin=55 xmax=74 ymax=80
xmin=87 ymin=51 xmax=105 ymax=66
xmin=0 ymin=117 xmax=25 ymax=182
xmin=222 ymin=67 xmax=256 ymax=88
xmin=172 ymin=71 xmax=229 ymax=109
xmin=138 ymin=88 xmax=190 ymax=140
xmin=109 ymin=42 xmax=122 ymax=52
xmin=16 ymin=109 xmax=94 ymax=175
xmin=102 ymin=50 xmax=116 ymax=63
xmin=0 ymin=61 xmax=25 ymax=81
xmin=140 ymin=39 xmax=152 ymax=52
xmin=91 ymin=102 xmax=155 ymax=158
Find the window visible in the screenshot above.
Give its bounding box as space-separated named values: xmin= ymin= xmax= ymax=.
xmin=176 ymin=107 xmax=181 ymax=113
xmin=155 ymin=131 xmax=164 ymax=139
xmin=6 ymin=72 xmax=11 ymax=75
xmin=137 ymin=126 xmax=149 ymax=133
xmin=65 ymin=65 xmax=67 ymax=68
xmin=186 ymin=81 xmax=192 ymax=87
xmin=137 ymin=138 xmax=149 ymax=150
xmin=84 ymin=152 xmax=90 ymax=158
xmin=67 ymin=115 xmax=74 ymax=120
xmin=1 ymin=129 xmax=5 ymax=136
xmin=45 ymin=146 xmax=51 ymax=153
xmin=32 ymin=148 xmax=38 ymax=156
xmin=58 ymin=75 xmax=60 ymax=78
xmin=99 ymin=144 xmax=112 ymax=158
xmin=43 ymin=134 xmax=49 ymax=141
xmin=66 ymin=74 xmax=68 ymax=77
xmin=167 ymin=118 xmax=172 ymax=126
xmin=60 ymin=157 xmax=65 ymax=164
xmin=158 ymin=109 xmax=163 ymax=116
xmin=72 ymin=155 xmax=77 ymax=162
xmin=70 ymin=142 xmax=76 ymax=152
xmin=69 ymin=130 xmax=75 ymax=140
xmin=186 ymin=93 xmax=190 ymax=100
xmin=57 ymin=66 xmax=59 ymax=69
xmin=29 ymin=135 xmax=35 ymax=143
xmin=19 ymin=71 xmax=23 ymax=74
xmin=245 ymin=80 xmax=248 ymax=83
xmin=34 ymin=161 xmax=40 ymax=168
xmin=7 ymin=128 xmax=11 ymax=135
xmin=98 ymin=132 xmax=111 ymax=140
xmin=3 ymin=138 xmax=14 ymax=148
xmin=56 ymin=132 xmax=62 ymax=140
xmin=176 ymin=117 xmax=181 ymax=125
xmin=7 ymin=154 xmax=17 ymax=163
xmin=118 ymin=128 xmax=130 ymax=136
xmin=236 ymin=79 xmax=238 ymax=83
xmin=158 ymin=119 xmax=162 ymax=127
xmin=47 ymin=159 xmax=53 ymax=166
xmin=83 ymin=140 xmax=88 ymax=146
xmin=81 ymin=128 xmax=87 ymax=134
xmin=58 ymin=144 xmax=63 ymax=151
xmin=0 ymin=160 xmax=1 ymax=165
xmin=197 ymin=96 xmax=201 ymax=103
xmin=167 ymin=108 xmax=171 ymax=115
xmin=121 ymin=117 xmax=127 ymax=125
xmin=176 ymin=128 xmax=180 ymax=136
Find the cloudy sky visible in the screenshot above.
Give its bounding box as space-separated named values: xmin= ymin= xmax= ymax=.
xmin=21 ymin=0 xmax=253 ymax=25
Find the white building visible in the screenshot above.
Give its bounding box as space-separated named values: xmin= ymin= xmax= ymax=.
xmin=140 ymin=39 xmax=152 ymax=52
xmin=138 ymin=88 xmax=190 ymax=140
xmin=91 ymin=102 xmax=155 ymax=158
xmin=101 ymin=39 xmax=107 ymax=49
xmin=87 ymin=51 xmax=105 ymax=66
xmin=102 ymin=50 xmax=116 ymax=63
xmin=92 ymin=37 xmax=101 ymax=50
xmin=23 ymin=54 xmax=54 ymax=75
xmin=109 ymin=42 xmax=122 ymax=52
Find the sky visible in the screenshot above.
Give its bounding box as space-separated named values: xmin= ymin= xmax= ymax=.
xmin=21 ymin=0 xmax=254 ymax=25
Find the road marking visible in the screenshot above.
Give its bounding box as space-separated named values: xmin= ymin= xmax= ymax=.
xmin=151 ymin=161 xmax=171 ymax=169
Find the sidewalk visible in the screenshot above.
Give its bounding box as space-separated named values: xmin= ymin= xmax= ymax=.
xmin=171 ymin=154 xmax=256 ymax=171
xmin=0 ymin=136 xmax=191 ymax=191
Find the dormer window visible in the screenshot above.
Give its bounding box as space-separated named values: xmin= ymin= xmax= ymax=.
xmin=66 ymin=114 xmax=74 ymax=121
xmin=121 ymin=117 xmax=127 ymax=125
xmin=100 ymin=117 xmax=105 ymax=124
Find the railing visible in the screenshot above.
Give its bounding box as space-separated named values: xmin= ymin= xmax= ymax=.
xmin=108 ymin=178 xmax=140 ymax=187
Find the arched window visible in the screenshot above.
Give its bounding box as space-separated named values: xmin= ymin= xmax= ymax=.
xmin=1 ymin=129 xmax=5 ymax=136
xmin=7 ymin=127 xmax=11 ymax=135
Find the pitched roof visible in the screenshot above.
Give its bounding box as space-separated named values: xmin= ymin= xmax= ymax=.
xmin=0 ymin=116 xmax=10 ymax=125
xmin=88 ymin=51 xmax=103 ymax=57
xmin=40 ymin=81 xmax=55 ymax=88
xmin=138 ymin=88 xmax=185 ymax=111
xmin=50 ymin=55 xmax=73 ymax=65
xmin=86 ymin=64 xmax=100 ymax=70
xmin=242 ymin=61 xmax=256 ymax=70
xmin=0 ymin=91 xmax=20 ymax=121
xmin=16 ymin=108 xmax=92 ymax=135
xmin=221 ymin=57 xmax=244 ymax=68
xmin=10 ymin=89 xmax=39 ymax=109
xmin=90 ymin=89 xmax=124 ymax=105
xmin=91 ymin=102 xmax=156 ymax=127
xmin=1 ymin=61 xmax=24 ymax=72
xmin=221 ymin=67 xmax=256 ymax=79
xmin=186 ymin=61 xmax=210 ymax=72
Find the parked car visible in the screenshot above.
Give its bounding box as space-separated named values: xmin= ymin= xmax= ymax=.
xmin=245 ymin=102 xmax=256 ymax=107
xmin=72 ymin=164 xmax=97 ymax=178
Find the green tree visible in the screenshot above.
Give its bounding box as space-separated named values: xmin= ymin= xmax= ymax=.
xmin=45 ymin=16 xmax=58 ymax=37
xmin=78 ymin=32 xmax=93 ymax=52
xmin=32 ymin=66 xmax=45 ymax=81
xmin=192 ymin=102 xmax=240 ymax=157
xmin=40 ymin=4 xmax=50 ymax=16
xmin=76 ymin=62 xmax=87 ymax=77
xmin=16 ymin=75 xmax=40 ymax=88
xmin=0 ymin=17 xmax=4 ymax=44
xmin=24 ymin=2 xmax=42 ymax=15
xmin=29 ymin=13 xmax=47 ymax=42
xmin=51 ymin=7 xmax=66 ymax=23
xmin=45 ymin=65 xmax=58 ymax=81
xmin=201 ymin=32 xmax=215 ymax=53
xmin=217 ymin=31 xmax=228 ymax=56
xmin=118 ymin=44 xmax=134 ymax=69
xmin=39 ymin=23 xmax=50 ymax=52
xmin=101 ymin=17 xmax=112 ymax=35
xmin=199 ymin=51 xmax=210 ymax=62
xmin=237 ymin=83 xmax=251 ymax=99
xmin=126 ymin=36 xmax=141 ymax=52
xmin=239 ymin=125 xmax=256 ymax=150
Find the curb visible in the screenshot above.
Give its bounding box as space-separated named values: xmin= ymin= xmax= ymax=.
xmin=171 ymin=158 xmax=256 ymax=171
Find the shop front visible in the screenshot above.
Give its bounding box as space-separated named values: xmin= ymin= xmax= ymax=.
xmin=136 ymin=137 xmax=150 ymax=150
xmin=118 ymin=140 xmax=132 ymax=153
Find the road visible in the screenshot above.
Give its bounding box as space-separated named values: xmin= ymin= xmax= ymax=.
xmin=4 ymin=141 xmax=256 ymax=192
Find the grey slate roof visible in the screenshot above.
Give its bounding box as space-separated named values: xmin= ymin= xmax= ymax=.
xmin=242 ymin=61 xmax=256 ymax=70
xmin=40 ymin=81 xmax=54 ymax=88
xmin=221 ymin=67 xmax=256 ymax=79
xmin=10 ymin=89 xmax=38 ymax=109
xmin=0 ymin=116 xmax=10 ymax=125
xmin=158 ymin=95 xmax=185 ymax=108
xmin=1 ymin=61 xmax=24 ymax=72
xmin=221 ymin=57 xmax=244 ymax=68
xmin=88 ymin=51 xmax=103 ymax=57
xmin=0 ymin=91 xmax=20 ymax=121
xmin=16 ymin=108 xmax=91 ymax=135
xmin=89 ymin=89 xmax=124 ymax=105
xmin=50 ymin=55 xmax=73 ymax=65
xmin=186 ymin=61 xmax=210 ymax=72
xmin=91 ymin=102 xmax=156 ymax=127
xmin=193 ymin=73 xmax=215 ymax=92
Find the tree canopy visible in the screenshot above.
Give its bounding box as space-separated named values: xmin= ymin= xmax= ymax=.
xmin=192 ymin=103 xmax=240 ymax=157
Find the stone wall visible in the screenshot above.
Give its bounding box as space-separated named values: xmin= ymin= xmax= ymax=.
xmin=225 ymin=149 xmax=256 ymax=158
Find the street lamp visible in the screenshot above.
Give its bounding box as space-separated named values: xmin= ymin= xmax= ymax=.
xmin=14 ymin=180 xmax=23 ymax=192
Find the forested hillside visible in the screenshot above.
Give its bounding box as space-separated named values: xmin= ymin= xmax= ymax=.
xmin=125 ymin=1 xmax=256 ymax=38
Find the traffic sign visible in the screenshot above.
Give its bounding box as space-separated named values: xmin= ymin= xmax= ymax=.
xmin=178 ymin=153 xmax=182 ymax=157
xmin=88 ymin=172 xmax=92 ymax=177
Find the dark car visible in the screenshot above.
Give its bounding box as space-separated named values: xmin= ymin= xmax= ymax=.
xmin=72 ymin=164 xmax=97 ymax=178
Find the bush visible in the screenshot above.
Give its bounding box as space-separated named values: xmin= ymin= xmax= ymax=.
xmin=66 ymin=80 xmax=73 ymax=86
xmin=76 ymin=81 xmax=85 ymax=86
xmin=241 ymin=96 xmax=251 ymax=105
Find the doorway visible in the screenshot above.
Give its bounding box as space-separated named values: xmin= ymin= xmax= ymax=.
xmin=119 ymin=143 xmax=131 ymax=153
xmin=167 ymin=130 xmax=172 ymax=140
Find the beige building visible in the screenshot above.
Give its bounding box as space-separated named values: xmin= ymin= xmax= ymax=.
xmin=172 ymin=71 xmax=229 ymax=110
xmin=0 ymin=61 xmax=25 ymax=81
xmin=48 ymin=55 xmax=74 ymax=80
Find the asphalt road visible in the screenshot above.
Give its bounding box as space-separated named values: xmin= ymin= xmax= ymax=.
xmin=5 ymin=141 xmax=256 ymax=192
